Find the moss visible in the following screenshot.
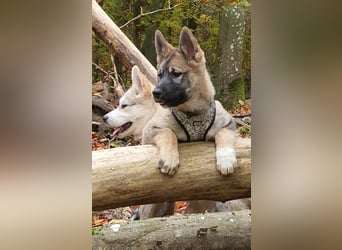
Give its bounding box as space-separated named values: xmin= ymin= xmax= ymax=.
xmin=219 ymin=77 xmax=245 ymax=110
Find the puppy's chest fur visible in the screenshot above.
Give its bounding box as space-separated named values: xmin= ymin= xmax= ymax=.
xmin=171 ymin=100 xmax=216 ymax=142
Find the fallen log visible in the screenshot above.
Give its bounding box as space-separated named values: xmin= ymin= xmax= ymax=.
xmin=92 ymin=95 xmax=114 ymax=113
xmin=93 ymin=138 xmax=251 ymax=210
xmin=92 ymin=0 xmax=157 ymax=85
xmin=92 ymin=210 xmax=251 ymax=250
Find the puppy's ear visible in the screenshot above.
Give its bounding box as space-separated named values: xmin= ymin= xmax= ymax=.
xmin=131 ymin=65 xmax=143 ymax=94
xmin=179 ymin=26 xmax=201 ymax=62
xmin=155 ymin=30 xmax=173 ymax=63
xmin=132 ymin=65 xmax=151 ymax=96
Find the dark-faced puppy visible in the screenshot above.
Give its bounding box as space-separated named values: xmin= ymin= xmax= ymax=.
xmin=143 ymin=26 xmax=237 ymax=176
xmin=152 ymin=61 xmax=189 ymax=107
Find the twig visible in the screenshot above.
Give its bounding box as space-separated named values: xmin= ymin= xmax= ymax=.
xmin=110 ymin=52 xmax=123 ymax=91
xmin=92 ymin=121 xmax=101 ymax=126
xmin=234 ymin=118 xmax=251 ymax=130
xmin=93 ymin=61 xmax=125 ymax=99
xmin=109 ymin=49 xmax=125 ymax=96
xmin=120 ymin=2 xmax=182 ymax=29
xmin=92 ymin=62 xmax=117 ymax=97
xmin=92 ymin=62 xmax=114 ymax=81
xmin=232 ymin=112 xmax=251 ymax=118
xmin=92 ymin=61 xmax=117 ymax=86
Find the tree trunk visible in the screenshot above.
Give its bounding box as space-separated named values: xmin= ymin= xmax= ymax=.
xmin=92 ymin=0 xmax=157 ymax=85
xmin=214 ymin=3 xmax=248 ymax=110
xmin=92 ymin=95 xmax=114 ymax=113
xmin=243 ymin=6 xmax=251 ymax=99
xmin=92 ymin=210 xmax=251 ymax=250
xmin=93 ymin=138 xmax=251 ymax=210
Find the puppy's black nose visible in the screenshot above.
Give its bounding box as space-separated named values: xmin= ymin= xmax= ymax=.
xmin=152 ymin=88 xmax=162 ymax=99
xmin=103 ymin=115 xmax=108 ymax=122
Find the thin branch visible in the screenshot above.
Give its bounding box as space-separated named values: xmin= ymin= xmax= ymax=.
xmin=110 ymin=53 xmax=120 ymax=89
xmin=232 ymin=112 xmax=251 ymax=118
xmin=92 ymin=62 xmax=113 ymax=80
xmin=109 ymin=51 xmax=125 ymax=96
xmin=234 ymin=118 xmax=251 ymax=130
xmin=120 ymin=3 xmax=182 ymax=29
xmin=92 ymin=61 xmax=125 ymax=99
xmin=92 ymin=61 xmax=117 ymax=86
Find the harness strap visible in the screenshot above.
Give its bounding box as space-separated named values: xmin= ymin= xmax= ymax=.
xmin=171 ymin=101 xmax=216 ymax=142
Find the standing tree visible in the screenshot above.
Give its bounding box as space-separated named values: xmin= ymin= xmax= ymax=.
xmin=214 ymin=2 xmax=249 ymax=110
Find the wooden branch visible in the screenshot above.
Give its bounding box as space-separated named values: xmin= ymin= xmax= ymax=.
xmin=232 ymin=112 xmax=251 ymax=118
xmin=108 ymin=52 xmax=125 ymax=98
xmin=93 ymin=138 xmax=251 ymax=210
xmin=120 ymin=3 xmax=182 ymax=29
xmin=92 ymin=95 xmax=114 ymax=113
xmin=92 ymin=61 xmax=125 ymax=101
xmin=234 ymin=118 xmax=251 ymax=130
xmin=92 ymin=210 xmax=251 ymax=249
xmin=92 ymin=62 xmax=112 ymax=77
xmin=92 ymin=0 xmax=157 ymax=85
xmin=109 ymin=53 xmax=123 ymax=92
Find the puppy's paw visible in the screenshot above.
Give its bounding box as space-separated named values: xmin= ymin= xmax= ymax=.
xmin=216 ymin=147 xmax=238 ymax=175
xmin=158 ymin=153 xmax=180 ymax=175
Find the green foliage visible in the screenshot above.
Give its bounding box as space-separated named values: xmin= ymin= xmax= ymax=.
xmin=92 ymin=32 xmax=111 ymax=82
xmin=228 ymin=0 xmax=251 ymax=7
xmin=92 ymin=0 xmax=251 ymax=102
xmin=110 ymin=140 xmax=122 ymax=148
xmin=240 ymin=126 xmax=250 ymax=136
xmin=92 ymin=225 xmax=105 ymax=236
xmin=224 ymin=77 xmax=245 ymax=110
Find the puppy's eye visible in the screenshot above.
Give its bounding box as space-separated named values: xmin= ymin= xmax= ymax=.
xmin=172 ymin=71 xmax=182 ymax=78
xmin=121 ymin=103 xmax=135 ymax=109
xmin=157 ymin=71 xmax=163 ymax=78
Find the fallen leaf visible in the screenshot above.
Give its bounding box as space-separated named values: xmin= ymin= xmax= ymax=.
xmin=92 ymin=219 xmax=105 ymax=226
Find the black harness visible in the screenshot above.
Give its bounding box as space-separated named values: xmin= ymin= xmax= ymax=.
xmin=171 ymin=101 xmax=216 ymax=142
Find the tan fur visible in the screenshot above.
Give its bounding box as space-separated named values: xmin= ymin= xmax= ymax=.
xmin=215 ymin=128 xmax=235 ymax=149
xmin=154 ymin=128 xmax=180 ymax=175
xmin=104 ymin=65 xmax=246 ymax=220
xmin=139 ymin=202 xmax=174 ymax=220
xmin=143 ymin=26 xmax=237 ymax=176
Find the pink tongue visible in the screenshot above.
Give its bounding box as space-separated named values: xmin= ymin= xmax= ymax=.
xmin=111 ymin=127 xmax=122 ymax=138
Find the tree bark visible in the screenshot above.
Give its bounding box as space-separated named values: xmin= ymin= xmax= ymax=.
xmin=92 ymin=0 xmax=157 ymax=85
xmin=93 ymin=138 xmax=251 ymax=210
xmin=214 ymin=3 xmax=248 ymax=110
xmin=92 ymin=95 xmax=114 ymax=114
xmin=92 ymin=210 xmax=251 ymax=250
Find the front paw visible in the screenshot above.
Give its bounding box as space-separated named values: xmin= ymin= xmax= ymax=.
xmin=158 ymin=153 xmax=180 ymax=175
xmin=216 ymin=147 xmax=238 ymax=175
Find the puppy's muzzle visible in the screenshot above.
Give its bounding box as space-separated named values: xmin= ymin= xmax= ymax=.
xmin=152 ymin=87 xmax=165 ymax=104
xmin=152 ymin=87 xmax=162 ymax=100
xmin=103 ymin=114 xmax=109 ymax=123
